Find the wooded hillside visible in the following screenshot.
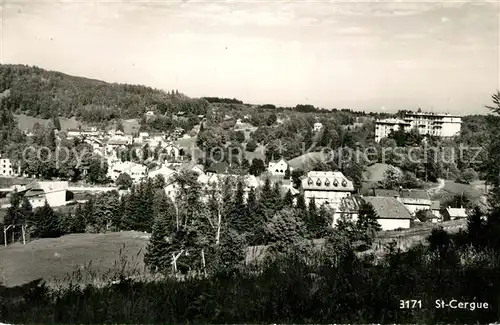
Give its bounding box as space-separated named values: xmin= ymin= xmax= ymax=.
xmin=0 ymin=64 xmax=209 ymax=122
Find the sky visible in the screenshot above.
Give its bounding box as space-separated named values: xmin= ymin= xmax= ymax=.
xmin=1 ymin=0 xmax=499 ymax=114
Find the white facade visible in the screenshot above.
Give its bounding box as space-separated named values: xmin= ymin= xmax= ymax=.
xmin=0 ymin=158 xmax=17 ymax=176
xmin=109 ymin=161 xmax=148 ymax=183
xmin=377 ymin=218 xmax=411 ymax=231
xmin=403 ymin=112 xmax=462 ymax=138
xmin=268 ymin=158 xmax=291 ymax=176
xmin=302 ymin=171 xmax=355 ymax=212
xmin=148 ymin=166 xmax=177 ymax=182
xmin=164 ymin=144 xmax=181 ymax=160
xmin=313 ymin=122 xmax=323 ymax=132
xmin=400 ymin=199 xmax=432 ymax=215
xmin=374 ymin=118 xmax=411 ymax=143
xmin=375 ymin=112 xmax=462 ymax=142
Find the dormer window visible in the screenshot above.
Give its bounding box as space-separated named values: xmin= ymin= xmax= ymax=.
xmin=307 ymin=178 xmax=313 ymax=186
xmin=325 ymin=179 xmax=330 ymax=187
xmin=316 ymin=179 xmax=322 ymax=186
xmin=342 ymin=180 xmax=347 ymax=187
xmin=333 ymin=179 xmax=339 ymax=187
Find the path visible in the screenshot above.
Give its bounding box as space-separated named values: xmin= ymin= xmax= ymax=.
xmin=427 ymin=178 xmax=445 ymax=196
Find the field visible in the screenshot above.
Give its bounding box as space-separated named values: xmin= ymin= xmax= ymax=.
xmin=14 ymin=114 xmax=89 ymax=132
xmin=14 ymin=114 xmax=141 ymax=134
xmin=0 ymin=231 xmax=149 ymax=287
xmin=431 ymin=180 xmax=486 ymax=203
xmin=0 ymin=218 xmax=469 ymax=287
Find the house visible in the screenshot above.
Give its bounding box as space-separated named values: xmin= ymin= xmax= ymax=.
xmin=431 ymin=200 xmax=442 ymax=222
xmin=105 ymin=138 xmax=129 ymax=159
xmin=313 ymin=122 xmax=323 ymax=132
xmin=108 ymin=161 xmax=148 ymax=183
xmin=302 ymin=171 xmax=355 ymax=212
xmin=332 ymin=195 xmax=360 ymax=227
xmin=446 ymin=207 xmax=468 ymax=220
xmin=145 ymin=111 xmax=155 ymax=116
xmin=177 ymin=161 xmax=205 ymax=175
xmin=164 ymin=178 xmax=180 ymax=200
xmin=268 ymin=158 xmax=292 ymax=176
xmin=148 ymin=165 xmax=177 ymax=183
xmin=164 ymin=143 xmax=181 ymax=160
xmin=372 ymin=188 xmax=431 ymax=215
xmin=374 ymin=118 xmax=411 ymax=143
xmin=362 ymin=196 xmax=412 ymax=231
xmin=23 ymin=181 xmax=70 ymax=208
xmin=206 ymin=161 xmax=230 ymax=176
xmin=202 ymin=174 xmax=262 ymax=201
xmin=0 ymin=157 xmax=18 ymax=177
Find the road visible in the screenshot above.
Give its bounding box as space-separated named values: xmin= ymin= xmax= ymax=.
xmin=427 ymin=178 xmax=445 ymax=196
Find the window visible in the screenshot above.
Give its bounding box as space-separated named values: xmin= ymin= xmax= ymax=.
xmin=307 ymin=178 xmax=313 ymax=185
xmin=342 ymin=180 xmax=347 ymax=187
xmin=316 ymin=179 xmax=322 ymax=186
xmin=325 ymin=179 xmax=330 ymax=187
xmin=333 ymin=179 xmax=338 ymax=187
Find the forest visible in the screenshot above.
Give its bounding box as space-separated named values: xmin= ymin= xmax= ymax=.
xmin=0 ymin=65 xmax=209 ymax=122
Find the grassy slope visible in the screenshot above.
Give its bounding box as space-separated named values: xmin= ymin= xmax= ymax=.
xmin=14 ymin=114 xmax=141 ymax=134
xmin=1 ymin=219 xmax=468 ymax=287
xmin=0 ymin=231 xmax=149 ymax=287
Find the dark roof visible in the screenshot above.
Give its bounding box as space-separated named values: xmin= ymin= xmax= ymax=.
xmin=399 ymin=189 xmax=430 ymax=200
xmin=373 ymin=189 xmax=399 ymax=197
xmin=373 ymin=188 xmax=430 ymax=201
xmin=362 ymin=196 xmax=412 ymax=220
xmin=206 ymin=161 xmax=230 ymax=174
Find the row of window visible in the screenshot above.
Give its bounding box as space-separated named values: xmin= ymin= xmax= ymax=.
xmin=307 ymin=178 xmax=348 ymax=188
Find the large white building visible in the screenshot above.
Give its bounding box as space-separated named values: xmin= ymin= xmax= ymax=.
xmin=301 ymin=171 xmax=355 ymax=211
xmin=403 ymin=112 xmax=462 ymax=138
xmin=375 ymin=111 xmax=462 ymax=143
xmin=374 ymin=118 xmax=411 ymax=143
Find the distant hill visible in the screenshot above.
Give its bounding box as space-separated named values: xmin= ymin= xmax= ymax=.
xmin=0 ymin=64 xmax=209 ymax=123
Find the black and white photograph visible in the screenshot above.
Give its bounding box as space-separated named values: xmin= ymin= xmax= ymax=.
xmin=0 ymin=0 xmax=499 ymax=323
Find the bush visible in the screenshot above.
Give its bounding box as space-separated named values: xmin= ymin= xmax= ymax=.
xmin=456 ymin=168 xmax=478 ymax=184
xmin=245 ymin=140 xmax=258 ymax=152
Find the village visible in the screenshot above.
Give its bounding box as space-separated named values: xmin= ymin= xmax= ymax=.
xmin=0 ymin=108 xmax=474 ymax=240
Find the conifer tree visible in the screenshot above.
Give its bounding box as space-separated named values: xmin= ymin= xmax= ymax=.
xmin=30 ymin=201 xmax=62 ymax=238
xmin=467 ymin=206 xmax=486 ymax=247
xmin=306 ymin=197 xmax=318 ymax=237
xmin=296 ymin=193 xmax=306 ymax=211
xmin=228 ymin=179 xmax=247 ymax=233
xmin=356 ymin=202 xmax=382 ymax=247
xmin=272 ymin=181 xmax=283 ymax=211
xmin=283 ymin=189 xmax=294 ymax=207
xmin=68 ymin=204 xmax=86 ymax=234
xmin=52 ymin=116 xmax=61 ymax=131
xmin=20 ymin=197 xmax=33 ymax=223
xmin=144 ymin=214 xmax=172 ymax=273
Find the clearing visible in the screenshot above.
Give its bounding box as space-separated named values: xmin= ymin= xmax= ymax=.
xmin=0 ymin=231 xmax=149 ymax=287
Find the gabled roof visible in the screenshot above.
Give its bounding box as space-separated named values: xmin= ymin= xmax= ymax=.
xmin=148 ymin=166 xmax=177 ymax=179
xmin=399 ymin=189 xmax=430 ymax=201
xmin=301 ymin=171 xmax=355 ymax=192
xmin=269 ymin=157 xmax=288 ymax=164
xmin=362 ymin=196 xmax=412 ymax=220
xmin=431 ymin=200 xmax=441 ymax=210
xmin=373 ymin=188 xmax=430 ymax=201
xmin=446 ymin=207 xmax=467 ymax=218
xmin=206 ymin=161 xmax=229 ymax=174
